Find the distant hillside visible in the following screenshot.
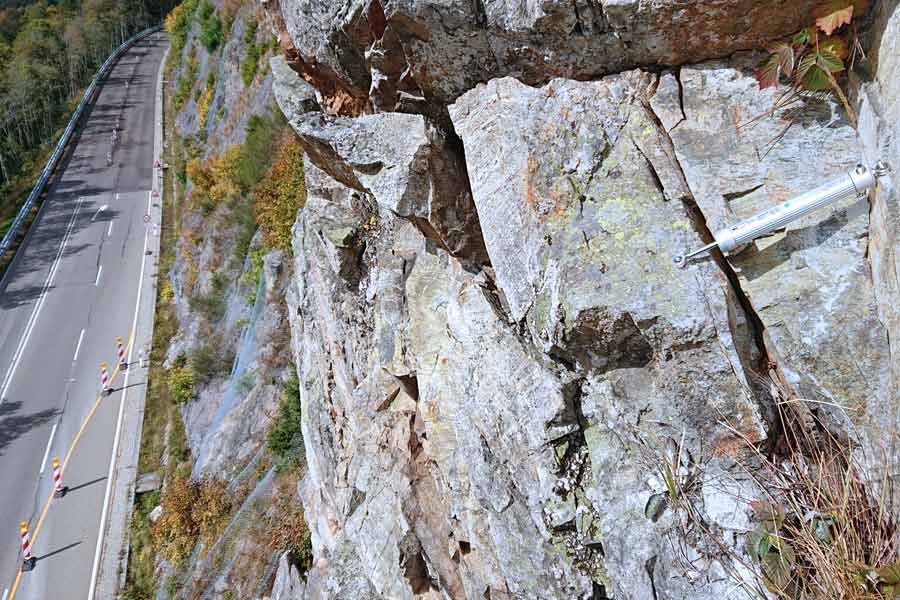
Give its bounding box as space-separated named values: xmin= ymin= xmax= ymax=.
xmin=0 ymin=0 xmax=176 ymax=230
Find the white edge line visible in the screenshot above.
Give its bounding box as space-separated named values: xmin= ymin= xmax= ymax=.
xmin=73 ymin=328 xmax=86 ymax=361
xmin=94 ymin=265 xmax=103 ymax=287
xmin=86 ymin=214 xmax=150 ymax=600
xmin=39 ymin=424 xmax=58 ymax=475
xmin=0 ymin=195 xmax=84 ymax=403
xmin=3 ymin=586 xmax=9 ymax=600
xmin=107 ymin=220 xmax=113 ymax=237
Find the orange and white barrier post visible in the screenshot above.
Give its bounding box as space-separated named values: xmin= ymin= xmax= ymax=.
xmin=116 ymin=337 xmax=127 ymax=369
xmin=100 ymin=361 xmax=110 ymax=394
xmin=20 ymin=521 xmax=36 ymax=571
xmin=52 ymin=457 xmax=67 ymax=498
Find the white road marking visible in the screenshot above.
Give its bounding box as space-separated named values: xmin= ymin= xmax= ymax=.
xmin=3 ymin=587 xmax=8 ymax=600
xmin=73 ymin=328 xmax=85 ymax=361
xmin=39 ymin=424 xmax=57 ymax=474
xmin=95 ymin=265 xmax=103 ymax=287
xmin=0 ymin=195 xmax=85 ymax=404
xmin=91 ymin=204 xmax=108 ymax=222
xmin=115 ymin=193 xmax=120 ymax=202
xmin=87 ymin=196 xmax=152 ymax=600
xmin=108 ymin=220 xmax=114 ymax=236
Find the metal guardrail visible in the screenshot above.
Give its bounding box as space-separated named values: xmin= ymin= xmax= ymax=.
xmin=0 ymin=25 xmax=163 ymax=257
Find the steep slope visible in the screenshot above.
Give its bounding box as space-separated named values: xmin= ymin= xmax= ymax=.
xmin=122 ymin=2 xmax=310 ymax=599
xmin=263 ymin=0 xmax=900 ymax=599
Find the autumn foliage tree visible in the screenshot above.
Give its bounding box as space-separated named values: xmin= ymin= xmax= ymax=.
xmin=0 ymin=1 xmax=172 ymax=196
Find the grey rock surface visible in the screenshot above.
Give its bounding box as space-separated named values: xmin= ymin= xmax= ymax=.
xmin=135 ymin=472 xmax=161 ymax=494
xmin=277 ymin=0 xmax=819 ymax=111
xmin=271 ymin=62 xmax=488 ymax=264
xmin=148 ymin=504 xmax=163 ymax=524
xmin=856 ymin=0 xmax=900 ymax=485
xmin=652 ymin=59 xmax=892 ymax=471
xmin=154 ymin=0 xmax=900 ymax=599
xmin=275 ymin=32 xmax=900 ymax=599
xmin=267 ymin=553 xmax=307 ymax=600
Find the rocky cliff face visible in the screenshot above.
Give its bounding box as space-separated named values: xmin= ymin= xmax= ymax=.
xmin=264 ymin=0 xmax=900 ymax=598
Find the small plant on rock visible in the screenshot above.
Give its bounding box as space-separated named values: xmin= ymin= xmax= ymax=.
xmin=754 ymin=0 xmax=869 ymax=125
xmin=268 ymin=372 xmax=303 ymax=470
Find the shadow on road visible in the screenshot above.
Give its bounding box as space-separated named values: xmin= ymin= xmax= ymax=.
xmin=109 ymin=381 xmax=147 ymax=394
xmin=36 ymin=540 xmax=82 ymax=562
xmin=0 ymin=401 xmax=59 ymax=456
xmin=65 ymin=476 xmax=107 ymax=494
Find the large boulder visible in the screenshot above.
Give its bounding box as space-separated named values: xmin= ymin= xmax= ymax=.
xmin=276 ymin=0 xmax=819 ymax=111
xmin=272 ymin=56 xmax=489 ymax=265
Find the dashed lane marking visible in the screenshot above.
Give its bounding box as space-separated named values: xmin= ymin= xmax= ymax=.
xmin=39 ymin=424 xmax=57 ymax=475
xmin=73 ymin=329 xmax=85 ymax=362
xmin=0 ymin=195 xmax=84 ymax=405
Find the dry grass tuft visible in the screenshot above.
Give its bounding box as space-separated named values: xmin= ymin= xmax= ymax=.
xmin=742 ymin=375 xmax=900 ymax=599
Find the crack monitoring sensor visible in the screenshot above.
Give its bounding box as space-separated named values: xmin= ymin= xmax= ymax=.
xmin=674 ymin=161 xmax=891 ymax=267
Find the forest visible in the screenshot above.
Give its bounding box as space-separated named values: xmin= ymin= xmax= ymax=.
xmin=0 ymin=0 xmax=176 ymax=228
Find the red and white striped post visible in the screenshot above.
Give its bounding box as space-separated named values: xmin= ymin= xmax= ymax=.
xmin=100 ymin=362 xmax=110 ymax=394
xmin=20 ymin=521 xmax=36 ymax=571
xmin=52 ymin=457 xmax=67 ymax=498
xmin=116 ymin=337 xmax=127 ymax=369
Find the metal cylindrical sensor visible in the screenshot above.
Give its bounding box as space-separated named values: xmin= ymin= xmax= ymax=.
xmin=673 ymin=162 xmax=889 ymax=267
xmin=714 ymin=165 xmax=872 ymax=253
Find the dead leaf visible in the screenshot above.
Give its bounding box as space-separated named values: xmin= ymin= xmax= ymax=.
xmin=814 ymin=0 xmax=854 ymax=35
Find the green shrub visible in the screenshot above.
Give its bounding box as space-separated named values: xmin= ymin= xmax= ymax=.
xmin=154 ymin=471 xmax=197 ymax=566
xmin=188 ymin=272 xmax=227 ymax=322
xmin=190 ymin=340 xmax=233 ymax=384
xmin=267 ymin=483 xmax=313 ymax=570
xmin=154 ymin=473 xmax=231 ymax=567
xmin=230 ymin=199 xmax=257 ymax=268
xmin=233 ymin=112 xmax=286 ymax=192
xmin=243 ymin=17 xmax=258 ymax=45
xmin=173 ymin=45 xmax=199 ymax=110
xmin=164 ymin=0 xmax=199 ymax=58
xmin=198 ymin=0 xmax=223 ymax=52
xmin=268 ymin=372 xmax=303 ymax=468
xmin=167 ymin=357 xmax=195 ymax=405
xmin=241 ymin=43 xmax=260 ymax=87
xmin=239 ymin=245 xmax=266 ymax=303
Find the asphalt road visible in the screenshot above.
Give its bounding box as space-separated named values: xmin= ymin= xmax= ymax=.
xmin=0 ymin=32 xmax=167 ymax=600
